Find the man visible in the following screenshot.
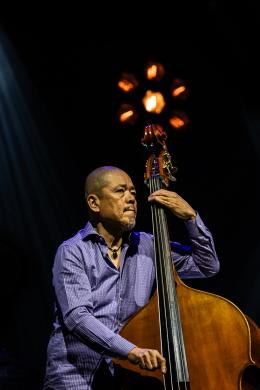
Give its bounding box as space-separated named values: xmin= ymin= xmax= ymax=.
xmin=43 ymin=166 xmax=219 ymax=389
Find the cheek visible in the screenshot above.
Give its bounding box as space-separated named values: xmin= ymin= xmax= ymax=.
xmin=112 ymin=202 xmax=124 ymax=216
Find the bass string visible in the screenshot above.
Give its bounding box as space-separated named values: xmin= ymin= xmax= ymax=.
xmin=160 ymin=209 xmax=189 ymax=389
xmin=149 ymin=178 xmax=174 ymax=389
xmin=150 ymin=176 xmax=189 ymax=389
xmin=157 ymin=199 xmax=189 ymax=387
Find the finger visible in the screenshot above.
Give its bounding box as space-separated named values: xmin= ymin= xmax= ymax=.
xmin=139 ymin=356 xmax=146 ymax=369
xmin=148 ymin=195 xmax=173 ymax=205
xmin=148 ymin=353 xmax=159 ymax=369
xmin=159 ymin=357 xmax=167 ymax=374
xmin=148 ymin=191 xmax=172 ymax=200
xmin=142 ymin=353 xmax=153 ymax=370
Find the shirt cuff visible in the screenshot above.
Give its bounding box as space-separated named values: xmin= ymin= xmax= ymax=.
xmin=183 ymin=212 xmax=211 ymax=239
xmin=111 ymin=333 xmax=136 ymax=358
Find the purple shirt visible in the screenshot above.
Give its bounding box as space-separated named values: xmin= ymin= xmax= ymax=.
xmin=43 ymin=213 xmax=219 ymax=389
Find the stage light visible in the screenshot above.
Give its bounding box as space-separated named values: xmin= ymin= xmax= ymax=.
xmin=116 ymin=60 xmax=190 ymax=133
xmin=169 ymin=110 xmax=189 ymax=130
xmin=117 ymin=103 xmax=138 ymax=125
xmin=171 ymin=78 xmax=189 ymax=100
xmin=142 ymin=90 xmax=165 ymax=114
xmin=117 ymin=72 xmax=139 ymax=93
xmin=145 ymin=61 xmax=165 ymax=81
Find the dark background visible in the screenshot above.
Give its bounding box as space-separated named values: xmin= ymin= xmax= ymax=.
xmin=1 ymin=4 xmax=260 ymax=389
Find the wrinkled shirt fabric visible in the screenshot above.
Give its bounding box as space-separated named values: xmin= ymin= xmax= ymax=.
xmin=43 ymin=214 xmax=219 ymax=389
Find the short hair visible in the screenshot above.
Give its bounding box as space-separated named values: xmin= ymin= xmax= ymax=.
xmin=84 ymin=165 xmax=123 ymax=198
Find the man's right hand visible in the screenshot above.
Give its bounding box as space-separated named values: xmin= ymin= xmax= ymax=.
xmin=127 ymin=347 xmax=166 ymax=374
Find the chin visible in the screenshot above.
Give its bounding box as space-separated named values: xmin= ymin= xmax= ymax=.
xmin=122 ymin=220 xmax=136 ymax=232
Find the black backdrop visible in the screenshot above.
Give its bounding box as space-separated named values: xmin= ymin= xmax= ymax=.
xmin=1 ymin=7 xmax=260 ymax=389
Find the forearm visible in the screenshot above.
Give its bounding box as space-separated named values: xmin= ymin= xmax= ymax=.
xmin=173 ymin=213 xmax=220 ymax=278
xmin=64 ymin=306 xmax=136 ymax=358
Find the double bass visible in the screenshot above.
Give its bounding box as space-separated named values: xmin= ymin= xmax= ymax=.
xmin=113 ymin=124 xmax=260 ymax=389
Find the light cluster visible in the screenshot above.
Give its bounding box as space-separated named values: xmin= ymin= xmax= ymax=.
xmin=116 ymin=61 xmax=190 ymax=132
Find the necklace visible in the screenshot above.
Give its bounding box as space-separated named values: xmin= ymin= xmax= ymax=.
xmin=107 ymin=244 xmax=122 ymax=259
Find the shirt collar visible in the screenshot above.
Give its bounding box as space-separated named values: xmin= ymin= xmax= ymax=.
xmin=79 ymin=220 xmax=132 ymax=245
xmin=79 ymin=221 xmax=100 ymax=240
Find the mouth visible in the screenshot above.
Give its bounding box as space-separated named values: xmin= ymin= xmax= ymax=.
xmin=124 ymin=208 xmax=136 ymax=213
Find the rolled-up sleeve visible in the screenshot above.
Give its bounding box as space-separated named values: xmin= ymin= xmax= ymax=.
xmin=171 ymin=213 xmax=220 ymax=279
xmin=53 ymin=245 xmax=135 ymax=358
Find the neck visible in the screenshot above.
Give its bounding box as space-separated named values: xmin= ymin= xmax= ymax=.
xmin=95 ymin=222 xmax=123 ymax=248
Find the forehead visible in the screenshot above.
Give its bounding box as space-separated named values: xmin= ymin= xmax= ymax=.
xmin=103 ymin=170 xmax=134 ymax=188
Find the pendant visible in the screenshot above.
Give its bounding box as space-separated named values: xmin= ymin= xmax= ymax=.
xmin=112 ymin=250 xmax=118 ymax=259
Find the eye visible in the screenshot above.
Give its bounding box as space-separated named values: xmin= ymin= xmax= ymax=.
xmin=115 ymin=188 xmax=124 ymax=193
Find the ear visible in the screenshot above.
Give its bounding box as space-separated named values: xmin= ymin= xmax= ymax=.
xmin=86 ymin=194 xmax=100 ymax=213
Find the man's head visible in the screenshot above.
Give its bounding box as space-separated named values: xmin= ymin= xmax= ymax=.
xmin=85 ymin=166 xmax=137 ymax=232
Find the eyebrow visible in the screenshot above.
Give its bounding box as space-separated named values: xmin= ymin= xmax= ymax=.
xmin=113 ymin=184 xmax=136 ymax=190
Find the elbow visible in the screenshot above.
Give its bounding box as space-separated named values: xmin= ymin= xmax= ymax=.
xmin=204 ymin=258 xmax=220 ymax=278
xmin=63 ymin=306 xmax=88 ymax=331
xmin=63 ymin=311 xmax=77 ymax=331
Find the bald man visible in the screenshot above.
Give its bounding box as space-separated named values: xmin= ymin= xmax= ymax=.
xmin=43 ymin=166 xmax=219 ymax=390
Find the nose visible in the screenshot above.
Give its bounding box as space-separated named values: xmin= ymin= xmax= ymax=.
xmin=126 ymin=190 xmax=136 ymax=204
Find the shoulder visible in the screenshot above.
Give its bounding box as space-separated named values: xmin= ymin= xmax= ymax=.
xmin=129 ymin=231 xmax=154 ymax=256
xmin=58 ymin=231 xmax=83 ymax=251
xmin=62 ymin=231 xmax=83 ymax=247
xmin=53 ymin=231 xmax=92 ymax=273
xmin=57 ymin=221 xmax=97 ymax=252
xmin=130 ymin=231 xmax=153 ymax=242
xmin=55 ymin=227 xmax=93 ymax=261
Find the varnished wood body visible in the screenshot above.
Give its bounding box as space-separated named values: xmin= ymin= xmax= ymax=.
xmin=113 ymin=274 xmax=260 ymax=389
